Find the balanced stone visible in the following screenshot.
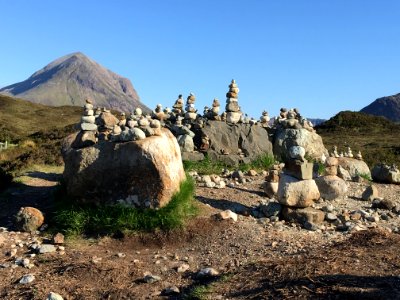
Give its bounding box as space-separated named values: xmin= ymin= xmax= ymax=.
xmin=81 ymin=116 xmax=96 ymax=124
xmin=81 ymin=123 xmax=98 ymax=131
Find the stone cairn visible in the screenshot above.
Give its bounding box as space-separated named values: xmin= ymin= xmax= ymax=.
xmin=275 ymin=107 xmax=315 ymax=132
xmin=225 ymin=79 xmax=242 ymax=124
xmin=172 ymin=94 xmax=184 ymax=116
xmin=259 ymin=110 xmax=270 ymax=127
xmin=72 ymin=99 xmax=165 ymax=149
xmin=80 ymin=98 xmax=97 ymax=131
xmin=185 ymin=93 xmax=198 ymax=121
xmin=204 ymin=98 xmax=221 ymax=121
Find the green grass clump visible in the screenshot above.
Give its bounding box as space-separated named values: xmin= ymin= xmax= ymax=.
xmin=183 ymin=156 xmax=227 ymax=175
xmin=184 ymin=153 xmax=275 ymax=175
xmin=239 ymin=153 xmax=275 ymax=172
xmin=52 ymin=177 xmax=197 ymax=236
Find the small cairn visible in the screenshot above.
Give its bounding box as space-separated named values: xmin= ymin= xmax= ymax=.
xmin=276 ymin=108 xmax=288 ymax=124
xmin=118 ymin=112 xmax=127 ymax=127
xmin=225 ymin=79 xmax=242 ymax=124
xmin=185 ymin=93 xmax=197 ymax=121
xmin=152 ymin=104 xmax=166 ymax=121
xmin=172 ymin=94 xmax=184 ymax=116
xmin=345 ymin=146 xmax=354 ymax=158
xmin=80 ymin=98 xmax=97 ymax=131
xmin=355 ymin=150 xmax=363 ymax=160
xmin=263 ymin=164 xmax=281 ymax=198
xmin=260 ymin=110 xmax=270 ymax=127
xmin=207 ymin=98 xmax=221 ymax=120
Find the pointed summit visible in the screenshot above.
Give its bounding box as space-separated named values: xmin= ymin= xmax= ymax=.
xmin=0 ymin=52 xmax=149 ymax=113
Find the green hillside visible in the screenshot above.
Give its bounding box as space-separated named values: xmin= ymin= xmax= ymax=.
xmin=0 ymin=94 xmax=81 ymax=142
xmin=316 ymin=111 xmax=400 ymax=167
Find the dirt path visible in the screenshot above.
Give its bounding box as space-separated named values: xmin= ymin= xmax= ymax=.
xmin=0 ymin=167 xmax=400 ymax=299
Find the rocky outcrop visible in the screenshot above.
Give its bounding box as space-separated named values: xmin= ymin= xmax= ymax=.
xmin=194 ymin=121 xmax=273 ymax=166
xmin=62 ymin=128 xmax=186 ymax=208
xmin=337 ymin=157 xmax=371 ymax=179
xmin=274 ymin=128 xmax=328 ymax=162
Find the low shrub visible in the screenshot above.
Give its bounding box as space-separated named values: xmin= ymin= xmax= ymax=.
xmin=52 ymin=177 xmax=197 ymax=236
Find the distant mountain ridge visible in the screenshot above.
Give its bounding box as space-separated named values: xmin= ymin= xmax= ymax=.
xmin=360 ymin=93 xmax=400 ymax=122
xmin=0 ymin=52 xmax=149 ymax=113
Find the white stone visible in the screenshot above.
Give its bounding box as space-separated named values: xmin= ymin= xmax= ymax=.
xmin=19 ymin=274 xmax=35 ymax=284
xmin=47 ymin=292 xmax=64 ymax=300
xmin=216 ymin=210 xmax=238 ymax=222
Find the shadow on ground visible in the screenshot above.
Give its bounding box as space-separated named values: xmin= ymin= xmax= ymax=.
xmin=0 ymin=173 xmax=61 ymax=228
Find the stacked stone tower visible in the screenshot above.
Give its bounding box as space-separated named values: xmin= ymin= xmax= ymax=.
xmin=225 ymin=79 xmax=242 ymax=124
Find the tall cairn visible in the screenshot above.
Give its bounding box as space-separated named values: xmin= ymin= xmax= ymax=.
xmin=225 ymin=79 xmax=242 ymax=124
xmin=185 ymin=92 xmax=197 ymax=121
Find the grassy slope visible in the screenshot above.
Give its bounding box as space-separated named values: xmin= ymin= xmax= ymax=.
xmin=0 ymin=94 xmax=81 ymax=142
xmin=316 ymin=111 xmax=400 ymax=168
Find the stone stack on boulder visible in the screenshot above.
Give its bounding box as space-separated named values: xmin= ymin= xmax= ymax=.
xmin=259 ymin=111 xmax=270 ymax=127
xmin=185 ymin=93 xmax=198 ymax=121
xmin=225 ymin=80 xmax=242 ymax=124
xmin=206 ymin=98 xmax=221 ymax=121
xmin=273 ymin=122 xmax=328 ymax=163
xmin=272 ymin=139 xmax=323 ymax=227
xmin=172 ymin=94 xmax=184 ymax=116
xmin=72 ymin=99 xmax=98 ymax=148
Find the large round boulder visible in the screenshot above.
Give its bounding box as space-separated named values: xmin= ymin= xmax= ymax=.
xmin=337 ymin=157 xmax=371 ymax=179
xmin=277 ymin=174 xmax=320 ymax=208
xmin=274 ymin=128 xmax=328 ymax=162
xmin=315 ymin=175 xmax=348 ymax=200
xmin=62 ymin=128 xmax=186 ymax=208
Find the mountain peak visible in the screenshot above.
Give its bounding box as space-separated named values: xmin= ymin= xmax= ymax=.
xmin=360 ymin=93 xmax=400 ymax=122
xmin=0 ymin=53 xmax=149 ymax=113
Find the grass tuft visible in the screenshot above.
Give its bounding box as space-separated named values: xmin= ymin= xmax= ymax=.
xmin=184 ymin=153 xmax=275 ymax=175
xmin=183 ymin=156 xmax=227 ymax=175
xmin=52 ymin=177 xmax=197 ymax=236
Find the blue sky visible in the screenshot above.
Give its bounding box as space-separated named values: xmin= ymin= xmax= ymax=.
xmin=0 ymin=0 xmax=399 ymax=119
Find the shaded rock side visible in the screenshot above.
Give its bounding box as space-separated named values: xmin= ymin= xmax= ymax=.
xmin=273 ymin=128 xmax=328 ymax=162
xmin=62 ymin=128 xmax=185 ymax=208
xmin=337 ymin=157 xmax=371 ymax=179
xmin=195 ymin=121 xmax=273 ymax=165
